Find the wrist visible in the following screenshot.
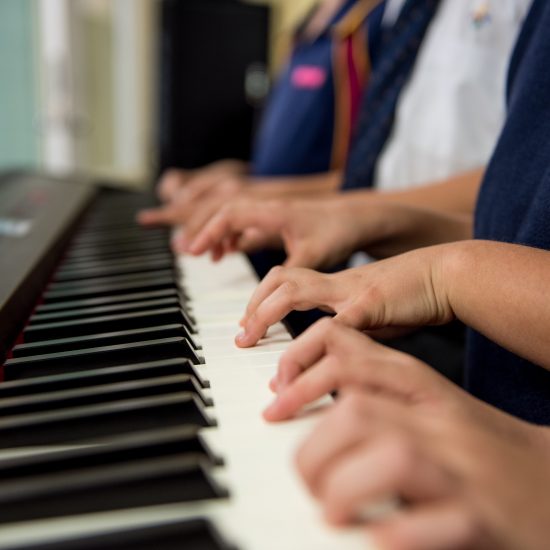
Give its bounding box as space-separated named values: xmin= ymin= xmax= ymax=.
xmin=246 ymin=181 xmax=284 ymax=199
xmin=343 ymin=192 xmax=405 ymax=252
xmin=333 ymin=195 xmax=371 ymax=252
xmin=436 ymin=240 xmax=478 ymax=322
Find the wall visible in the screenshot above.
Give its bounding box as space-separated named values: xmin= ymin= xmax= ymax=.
xmin=0 ymin=0 xmax=317 ymax=178
xmin=0 ymin=0 xmax=40 ymax=170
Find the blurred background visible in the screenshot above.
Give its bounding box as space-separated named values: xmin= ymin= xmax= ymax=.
xmin=0 ymin=0 xmax=317 ymax=187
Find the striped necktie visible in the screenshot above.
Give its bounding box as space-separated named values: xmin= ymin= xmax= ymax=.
xmin=342 ymin=0 xmax=440 ymax=190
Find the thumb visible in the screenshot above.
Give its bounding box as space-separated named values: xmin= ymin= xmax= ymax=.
xmin=333 ymin=297 xmax=374 ymax=329
xmin=282 ymin=237 xmax=319 ymax=269
xmin=283 ymin=250 xmax=311 ymax=268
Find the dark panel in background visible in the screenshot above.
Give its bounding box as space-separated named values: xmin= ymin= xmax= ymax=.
xmin=158 ymin=0 xmax=270 ymax=172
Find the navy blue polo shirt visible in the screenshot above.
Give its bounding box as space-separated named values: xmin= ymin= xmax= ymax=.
xmin=251 ymin=0 xmax=385 ymax=177
xmin=467 ymin=0 xmax=550 ymax=424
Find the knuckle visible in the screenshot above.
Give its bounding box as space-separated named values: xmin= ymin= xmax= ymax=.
xmin=248 ymin=311 xmax=268 ymax=334
xmin=267 ymin=264 xmax=285 ymax=282
xmin=343 ymin=391 xmax=365 ymax=413
xmin=361 ymin=283 xmax=385 ymax=307
xmin=339 ymin=392 xmax=367 ymax=424
xmin=316 ymin=316 xmax=336 ymax=334
xmin=248 ymin=311 xmax=260 ymax=326
xmin=357 ymin=284 xmax=387 ymax=327
xmin=384 ymin=435 xmax=418 ymax=480
xmin=319 ymin=318 xmax=343 ymax=346
xmin=279 ymin=279 xmax=300 ymax=301
xmin=327 ymin=317 xmax=347 ymax=336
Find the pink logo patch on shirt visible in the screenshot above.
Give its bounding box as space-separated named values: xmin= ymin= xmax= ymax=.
xmin=291 ymin=66 xmax=327 ymax=89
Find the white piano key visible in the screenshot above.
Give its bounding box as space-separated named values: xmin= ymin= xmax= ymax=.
xmin=180 ymin=254 xmax=372 ymax=550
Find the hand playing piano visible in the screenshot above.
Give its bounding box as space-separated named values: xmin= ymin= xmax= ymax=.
xmin=138 ymin=176 xmax=247 ymax=231
xmin=295 ymin=384 xmax=550 ymax=550
xmin=137 ymin=161 xmax=248 ymax=237
xmin=236 ymin=243 xmax=456 ymax=348
xmin=263 ymin=318 xmax=446 ymax=421
xmin=180 ymin=196 xmax=364 ymax=266
xmin=155 ymin=161 xmax=250 ymax=202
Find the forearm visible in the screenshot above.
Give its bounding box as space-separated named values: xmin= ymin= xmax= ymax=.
xmin=343 ymin=194 xmax=473 ymax=258
xmin=246 ymin=171 xmax=341 ymax=199
xmin=441 ymin=241 xmax=550 ymax=370
xmin=376 ymin=168 xmax=484 ymax=215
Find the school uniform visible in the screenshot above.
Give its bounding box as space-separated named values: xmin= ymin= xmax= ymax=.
xmin=376 ymin=0 xmax=533 ymax=190
xmin=343 ymin=0 xmax=441 ymax=190
xmin=467 ymin=0 xmax=550 ymax=424
xmin=251 ymin=0 xmax=384 ymax=177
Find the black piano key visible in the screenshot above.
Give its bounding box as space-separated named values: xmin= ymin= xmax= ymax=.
xmin=76 ymin=212 xmax=162 ymax=226
xmin=29 ymin=296 xmax=183 ymax=324
xmin=14 ymin=323 xmax=199 ymax=357
xmin=3 ymin=519 xmax=235 ymax=550
xmin=83 ymin=194 xmax=153 ymax=213
xmin=66 ymin=228 xmax=167 ymax=246
xmin=0 ymin=358 xmax=208 ymax=391
xmin=23 ymin=307 xmax=195 ymax=341
xmin=78 ymin=213 xmax=155 ymax=231
xmin=47 ymin=269 xmax=175 ymax=292
xmin=0 ymin=392 xmax=214 ymax=449
xmin=0 ymin=455 xmax=227 ymax=524
xmin=35 ymin=288 xmax=182 ymax=313
xmin=4 ymin=337 xmax=203 ymax=379
xmin=71 ymin=226 xmax=167 ymax=245
xmin=0 ymin=373 xmax=212 ymax=416
xmin=0 ymin=427 xmax=221 ymax=480
xmin=43 ymin=273 xmax=177 ymax=303
xmin=68 ymin=237 xmax=163 ymax=253
xmin=58 ymin=252 xmax=172 ymax=274
xmin=78 ymin=219 xmax=144 ymax=232
xmin=77 ymin=222 xmax=166 ymax=236
xmin=54 ymin=255 xmax=174 ymax=282
xmin=65 ymin=235 xmax=169 ymax=261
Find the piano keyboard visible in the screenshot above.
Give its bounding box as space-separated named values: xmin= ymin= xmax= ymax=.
xmin=0 ymin=175 xmax=367 ymax=550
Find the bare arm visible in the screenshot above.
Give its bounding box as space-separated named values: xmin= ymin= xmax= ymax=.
xmin=247 ymin=171 xmax=342 ymax=199
xmin=338 ymin=193 xmax=473 ymax=258
xmin=441 ymin=241 xmax=550 ymax=371
xmin=375 ymin=168 xmax=484 ymax=215
xmin=245 ymin=168 xmax=481 ymax=258
xmin=248 ymin=168 xmax=482 ymax=212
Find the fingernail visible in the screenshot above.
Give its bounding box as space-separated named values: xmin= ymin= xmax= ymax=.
xmin=235 ymin=330 xmax=247 ymax=344
xmin=188 ymin=239 xmax=200 ymax=254
xmin=263 ymin=398 xmax=279 ymax=420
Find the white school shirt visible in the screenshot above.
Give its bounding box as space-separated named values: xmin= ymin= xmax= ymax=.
xmin=374 ymin=0 xmax=533 ymax=191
